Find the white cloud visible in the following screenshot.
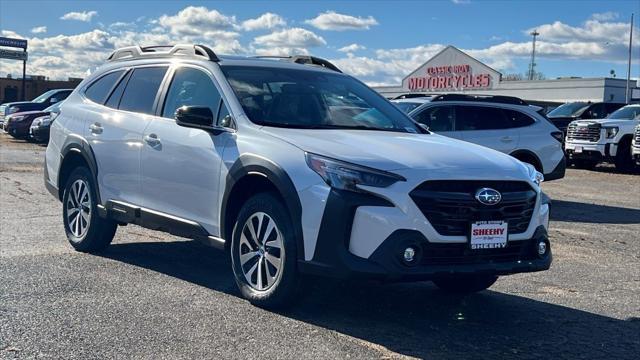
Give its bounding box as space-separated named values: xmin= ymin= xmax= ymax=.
xmin=305 ymin=11 xmax=378 ymax=31
xmin=254 ymin=27 xmax=326 ymax=49
xmin=241 ymin=12 xmax=286 ymax=31
xmin=158 ymin=6 xmax=238 ymax=36
xmin=60 ymin=10 xmax=98 ymax=22
xmin=31 ymin=26 xmax=47 ymax=34
xmin=451 ymin=0 xmax=471 ymax=4
xmin=591 ymin=11 xmax=619 ymax=21
xmin=338 ymin=43 xmax=366 ymax=53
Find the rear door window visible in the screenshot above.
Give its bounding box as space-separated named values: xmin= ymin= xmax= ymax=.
xmin=413 ymin=106 xmax=454 ymax=132
xmin=84 ymin=70 xmax=125 ymax=104
xmin=456 ymin=106 xmax=510 ymax=131
xmin=119 ymin=67 xmax=168 ymax=115
xmin=104 ymin=71 xmax=131 ymax=109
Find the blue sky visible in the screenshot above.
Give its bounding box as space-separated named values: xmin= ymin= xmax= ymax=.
xmin=0 ymin=0 xmax=638 ymax=85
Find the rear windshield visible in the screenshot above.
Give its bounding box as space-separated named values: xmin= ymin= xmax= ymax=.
xmin=547 ymin=102 xmax=589 ymax=118
xmin=220 ymin=65 xmax=420 ymax=133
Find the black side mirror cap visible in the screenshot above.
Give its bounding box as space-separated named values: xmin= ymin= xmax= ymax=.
xmin=175 ymin=105 xmax=229 ymax=134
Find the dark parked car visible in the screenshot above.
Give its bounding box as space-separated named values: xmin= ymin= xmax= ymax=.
xmin=29 ymin=101 xmax=64 ymax=142
xmin=546 ymin=101 xmax=626 ymax=133
xmin=0 ymin=89 xmax=72 ymax=126
xmin=4 ymin=101 xmax=64 ymax=140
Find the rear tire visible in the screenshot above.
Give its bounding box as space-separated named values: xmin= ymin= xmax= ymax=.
xmin=230 ymin=192 xmax=300 ymax=308
xmin=572 ymin=159 xmax=597 ymax=170
xmin=62 ymin=167 xmax=117 ymax=253
xmin=614 ymin=138 xmax=633 ymax=172
xmin=433 ymin=275 xmax=498 ymax=294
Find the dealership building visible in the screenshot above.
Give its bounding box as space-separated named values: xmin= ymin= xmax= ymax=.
xmin=372 ymin=46 xmax=639 ymax=105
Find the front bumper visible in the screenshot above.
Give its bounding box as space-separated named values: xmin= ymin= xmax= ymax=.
xmin=299 ymin=188 xmax=551 ymax=281
xmin=633 ymin=145 xmax=640 ymax=164
xmin=30 ymin=125 xmax=50 ymax=142
xmin=565 ymin=141 xmax=617 ymax=161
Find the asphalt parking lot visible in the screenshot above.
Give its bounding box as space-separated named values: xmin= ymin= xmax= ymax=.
xmin=0 ymin=133 xmax=638 ymax=360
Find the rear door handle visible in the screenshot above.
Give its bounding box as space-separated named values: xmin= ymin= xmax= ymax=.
xmin=500 ymin=136 xmax=513 ymax=143
xmin=89 ymin=123 xmax=103 ymax=134
xmin=144 ymin=133 xmax=160 ymax=146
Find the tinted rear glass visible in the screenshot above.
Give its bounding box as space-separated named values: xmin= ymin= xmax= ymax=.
xmin=119 ymin=67 xmax=168 ymax=115
xmin=85 ymin=71 xmax=124 ymax=104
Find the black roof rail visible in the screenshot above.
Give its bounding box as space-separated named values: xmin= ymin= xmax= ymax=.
xmin=252 ymin=55 xmax=342 ymax=73
xmin=431 ymin=94 xmax=529 ymax=106
xmin=392 ymin=93 xmax=434 ymax=100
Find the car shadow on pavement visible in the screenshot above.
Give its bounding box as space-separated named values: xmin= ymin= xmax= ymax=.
xmin=99 ymin=240 xmax=639 ymax=359
xmin=550 ymin=199 xmax=640 ymax=224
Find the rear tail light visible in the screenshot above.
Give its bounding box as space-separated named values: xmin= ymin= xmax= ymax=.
xmin=551 ymin=131 xmax=563 ymax=143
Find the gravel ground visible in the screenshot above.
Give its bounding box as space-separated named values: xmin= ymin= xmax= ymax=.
xmin=1 ymin=133 xmax=639 ymax=359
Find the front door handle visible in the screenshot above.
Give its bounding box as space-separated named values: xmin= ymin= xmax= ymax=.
xmin=500 ymin=136 xmax=513 ymax=143
xmin=89 ymin=123 xmax=103 ymax=134
xmin=144 ymin=133 xmax=160 ymax=146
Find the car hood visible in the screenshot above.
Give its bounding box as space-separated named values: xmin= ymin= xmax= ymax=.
xmin=11 ymin=110 xmax=47 ymax=117
xmin=1 ymin=101 xmax=48 ymax=114
xmin=262 ymin=127 xmax=529 ymax=174
xmin=573 ymin=118 xmax=638 ymax=127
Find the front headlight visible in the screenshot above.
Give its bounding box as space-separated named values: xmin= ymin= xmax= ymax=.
xmin=523 ymin=162 xmax=544 ymax=186
xmin=306 ymin=153 xmax=405 ymax=192
xmin=604 ymin=126 xmax=619 ymax=138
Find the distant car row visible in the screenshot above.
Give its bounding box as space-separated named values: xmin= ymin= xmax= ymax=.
xmin=0 ymin=89 xmax=71 ymax=142
xmin=391 ymin=95 xmax=639 ymax=173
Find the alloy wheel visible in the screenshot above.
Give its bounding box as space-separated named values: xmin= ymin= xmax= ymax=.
xmin=238 ymin=212 xmax=284 ymax=291
xmin=66 ymin=179 xmax=91 ymax=238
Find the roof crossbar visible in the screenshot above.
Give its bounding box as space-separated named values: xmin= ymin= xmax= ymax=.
xmin=107 ymin=44 xmax=220 ymax=62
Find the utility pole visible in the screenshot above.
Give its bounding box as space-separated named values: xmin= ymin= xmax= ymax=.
xmin=528 ymin=30 xmax=540 ymax=80
xmin=626 ymin=13 xmax=634 ymax=104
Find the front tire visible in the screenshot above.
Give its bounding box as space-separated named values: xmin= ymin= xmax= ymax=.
xmin=614 ymin=138 xmax=633 ymax=172
xmin=62 ymin=167 xmax=117 ymax=253
xmin=230 ymin=192 xmax=300 ymax=308
xmin=433 ymin=275 xmax=498 ymax=294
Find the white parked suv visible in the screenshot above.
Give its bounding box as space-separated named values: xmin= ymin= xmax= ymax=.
xmin=45 ymin=44 xmax=552 ymax=307
xmin=408 ymin=95 xmax=566 ymax=181
xmin=564 ymin=104 xmax=640 ymax=171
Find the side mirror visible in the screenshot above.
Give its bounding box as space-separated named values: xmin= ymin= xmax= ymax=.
xmin=175 ymin=105 xmax=228 ymax=134
xmin=50 ymin=97 xmax=59 ymax=104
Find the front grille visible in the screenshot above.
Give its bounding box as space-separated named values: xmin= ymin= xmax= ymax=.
xmin=634 ymin=126 xmax=640 ymax=143
xmin=567 ymin=122 xmax=601 ymax=142
xmin=410 ymin=181 xmax=536 ymax=237
xmin=420 ymin=239 xmax=537 ymax=265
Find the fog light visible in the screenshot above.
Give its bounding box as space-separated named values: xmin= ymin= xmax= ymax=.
xmin=403 ymin=247 xmax=416 ymax=262
xmin=537 ymin=241 xmax=547 ymax=256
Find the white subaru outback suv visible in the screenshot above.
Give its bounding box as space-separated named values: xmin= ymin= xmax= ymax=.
xmin=45 ymin=45 xmax=552 ymax=307
xmin=565 ymin=104 xmax=640 ymax=171
xmin=408 ymin=95 xmax=566 ymax=181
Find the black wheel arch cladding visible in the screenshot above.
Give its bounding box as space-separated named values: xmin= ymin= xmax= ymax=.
xmin=221 ymin=154 xmax=304 ymax=259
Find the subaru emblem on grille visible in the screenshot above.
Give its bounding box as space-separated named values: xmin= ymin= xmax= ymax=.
xmin=475 ymin=188 xmax=502 ymax=205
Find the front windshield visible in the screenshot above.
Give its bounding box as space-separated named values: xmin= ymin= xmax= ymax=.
xmin=547 ymin=102 xmax=589 ymax=118
xmin=607 ymin=106 xmax=640 ymax=120
xmin=221 ymin=65 xmax=420 ymax=133
xmin=393 ymin=102 xmax=422 ymax=113
xmin=32 ymin=90 xmax=57 ymax=103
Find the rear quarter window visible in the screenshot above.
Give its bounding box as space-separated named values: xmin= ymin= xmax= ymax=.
xmin=503 ymin=109 xmax=536 ymax=127
xmin=84 ymin=71 xmax=125 ymax=104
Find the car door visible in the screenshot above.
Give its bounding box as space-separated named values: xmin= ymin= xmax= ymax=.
xmin=87 ymin=66 xmax=169 ymax=205
xmin=411 ymin=105 xmax=462 ymax=139
xmin=454 ymin=105 xmax=519 ymax=153
xmin=140 ymin=64 xmax=232 ymax=235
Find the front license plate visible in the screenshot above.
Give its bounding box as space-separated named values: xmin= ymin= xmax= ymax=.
xmin=470 ymin=221 xmax=508 ymax=249
xmin=574 ymin=146 xmax=583 ymax=154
